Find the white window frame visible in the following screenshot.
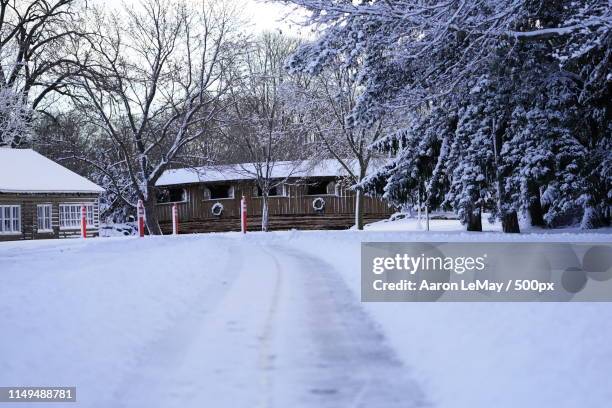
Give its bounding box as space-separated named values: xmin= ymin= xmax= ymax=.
xmin=0 ymin=205 xmax=21 ymax=235
xmin=37 ymin=204 xmax=53 ymax=233
xmin=59 ymin=203 xmax=95 ymax=230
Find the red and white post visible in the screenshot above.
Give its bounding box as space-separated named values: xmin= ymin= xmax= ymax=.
xmin=172 ymin=203 xmax=179 ymax=235
xmin=80 ymin=205 xmax=87 ymax=239
xmin=137 ymin=199 xmax=145 ymax=238
xmin=240 ymin=196 xmax=247 ymax=234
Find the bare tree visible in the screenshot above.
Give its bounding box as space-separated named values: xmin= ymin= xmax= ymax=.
xmin=32 ymin=109 xmax=141 ymax=222
xmin=223 ymin=32 xmax=312 ymax=232
xmin=290 ymin=64 xmax=387 ymax=229
xmin=0 ymin=0 xmax=86 ymax=146
xmin=71 ymin=0 xmax=241 ymax=234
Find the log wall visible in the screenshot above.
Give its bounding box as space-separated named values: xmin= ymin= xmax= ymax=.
xmin=0 ymin=193 xmax=100 ymax=241
xmin=156 ymin=178 xmax=394 ymax=233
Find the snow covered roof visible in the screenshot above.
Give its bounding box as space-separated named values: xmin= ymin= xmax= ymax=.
xmin=156 ymin=159 xmax=367 ymax=187
xmin=0 ymin=149 xmax=105 ymax=194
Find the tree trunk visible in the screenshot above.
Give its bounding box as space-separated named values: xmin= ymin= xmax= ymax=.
xmin=466 ymin=208 xmax=482 ymax=231
xmin=355 ymin=189 xmax=364 ymax=230
xmin=143 ymin=196 xmax=162 ymax=235
xmin=502 ymin=211 xmax=520 ymax=233
xmin=417 ymin=193 xmax=422 ymax=229
xmin=491 ymin=118 xmax=519 ymax=234
xmin=527 ymin=183 xmax=545 ymax=227
xmin=261 ymin=195 xmax=269 ymax=232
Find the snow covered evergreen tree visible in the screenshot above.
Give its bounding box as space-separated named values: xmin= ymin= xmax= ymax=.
xmin=445 ymin=101 xmax=495 ymax=231
xmin=363 ymin=104 xmax=454 ymax=224
xmin=277 ymin=0 xmax=610 ymax=230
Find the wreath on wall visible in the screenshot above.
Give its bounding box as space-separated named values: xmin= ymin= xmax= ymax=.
xmin=211 ymin=202 xmax=224 ymax=217
xmin=312 ymin=197 xmax=326 ymax=212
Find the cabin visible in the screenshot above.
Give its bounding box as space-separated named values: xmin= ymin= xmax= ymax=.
xmin=155 ymin=160 xmax=394 ymax=233
xmin=0 ymin=149 xmax=104 ymax=241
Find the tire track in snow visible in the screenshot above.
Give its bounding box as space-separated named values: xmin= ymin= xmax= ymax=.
xmin=256 ymin=247 xmax=283 ymax=408
xmin=86 ymin=236 xmax=429 ymax=408
xmin=267 ymin=243 xmax=429 ymax=408
xmin=108 ymin=239 xmax=286 ymax=408
xmin=104 ymin=239 xmax=244 ymax=408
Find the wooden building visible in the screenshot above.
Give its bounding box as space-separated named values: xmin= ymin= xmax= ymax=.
xmin=0 ymin=149 xmax=104 ymax=241
xmin=155 ymin=160 xmax=394 ymax=233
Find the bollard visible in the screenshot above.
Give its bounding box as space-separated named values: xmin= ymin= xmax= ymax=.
xmin=81 ymin=205 xmax=87 ymax=239
xmin=172 ymin=203 xmax=179 ymax=235
xmin=137 ymin=199 xmax=145 ymax=238
xmin=241 ymin=196 xmax=247 ymax=234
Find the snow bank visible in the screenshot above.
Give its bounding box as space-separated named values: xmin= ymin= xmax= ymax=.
xmin=364 ymin=213 xmax=612 ymax=235
xmin=99 ymin=222 xmax=138 ymax=237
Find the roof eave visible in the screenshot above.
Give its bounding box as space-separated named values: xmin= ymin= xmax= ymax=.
xmin=155 ymin=175 xmax=338 ymax=187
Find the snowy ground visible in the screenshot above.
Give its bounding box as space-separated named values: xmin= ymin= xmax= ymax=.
xmin=1 ymin=220 xmax=611 ymax=407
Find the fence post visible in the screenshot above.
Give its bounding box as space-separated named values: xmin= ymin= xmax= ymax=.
xmin=172 ymin=203 xmax=179 ymax=235
xmin=241 ymin=195 xmax=247 ymax=234
xmin=81 ymin=205 xmax=87 ymax=239
xmin=137 ymin=199 xmax=145 ymax=238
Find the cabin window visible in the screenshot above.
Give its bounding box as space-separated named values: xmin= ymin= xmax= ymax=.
xmin=157 ymin=187 xmax=187 ymax=203
xmin=59 ymin=204 xmax=94 ymax=229
xmin=255 ymin=184 xmax=286 ymax=197
xmin=0 ymin=205 xmax=21 ymax=234
xmin=306 ymin=181 xmax=332 ymax=196
xmin=208 ymin=184 xmax=234 ymax=200
xmin=37 ymin=204 xmax=53 ymax=232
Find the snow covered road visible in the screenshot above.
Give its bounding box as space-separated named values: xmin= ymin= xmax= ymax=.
xmin=0 ymin=235 xmax=426 ymax=408
xmin=112 ymin=240 xmax=426 ymax=408
xmin=1 ymin=229 xmax=611 ymax=408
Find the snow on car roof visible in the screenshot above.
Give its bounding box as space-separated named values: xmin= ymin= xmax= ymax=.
xmin=0 ymin=148 xmax=105 ymax=193
xmin=156 ymin=159 xmax=365 ymax=186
